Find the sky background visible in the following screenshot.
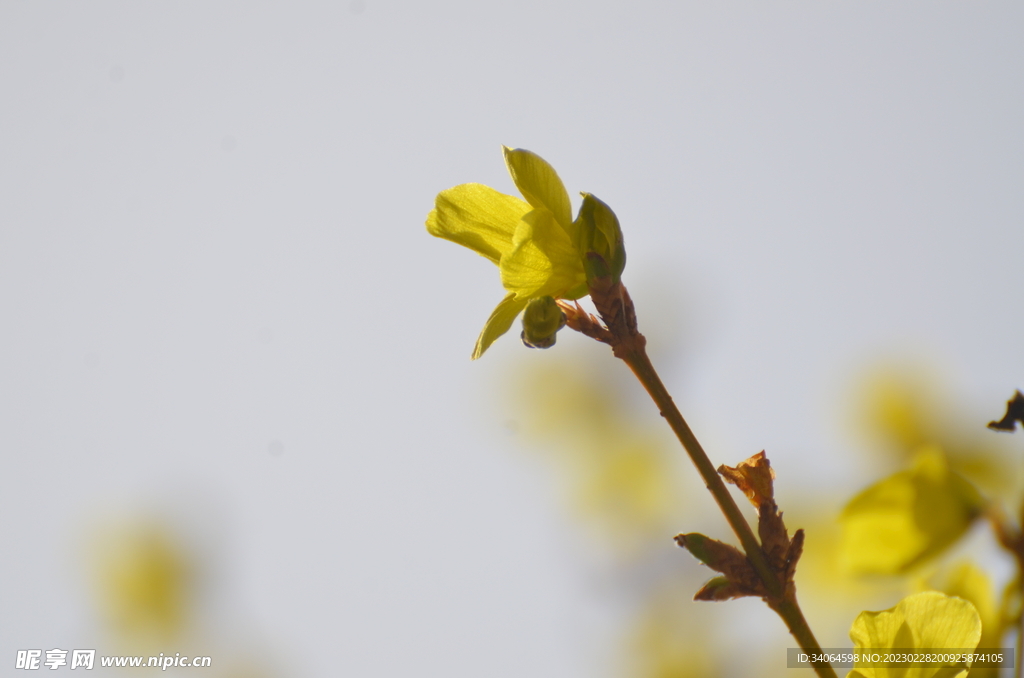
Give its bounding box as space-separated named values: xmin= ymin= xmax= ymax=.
xmin=2 ymin=2 xmax=1022 ymax=676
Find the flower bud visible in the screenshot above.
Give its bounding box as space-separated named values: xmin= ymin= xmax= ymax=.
xmin=521 ymin=296 xmax=566 ymax=349
xmin=576 ymin=193 xmax=625 ymax=285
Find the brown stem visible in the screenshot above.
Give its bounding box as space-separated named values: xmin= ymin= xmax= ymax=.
xmin=620 ymin=347 xmax=781 ymax=596
xmin=621 ymin=343 xmax=836 ymax=678
xmin=566 ymin=280 xmax=836 ymax=678
xmin=986 ymin=507 xmax=1024 ymax=678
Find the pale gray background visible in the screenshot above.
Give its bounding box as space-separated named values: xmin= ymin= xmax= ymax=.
xmin=2 ymin=2 xmax=1022 ymax=676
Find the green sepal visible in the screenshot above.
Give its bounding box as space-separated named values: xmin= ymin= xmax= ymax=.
xmin=584 ymin=252 xmax=611 ymax=283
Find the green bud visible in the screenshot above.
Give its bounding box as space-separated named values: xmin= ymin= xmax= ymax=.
xmin=521 ymin=296 xmax=566 ymax=349
xmin=674 ymin=532 xmax=750 ymax=576
xmin=693 ymin=576 xmax=745 ymax=602
xmin=575 ymin=192 xmax=625 ymax=284
xmin=675 ymin=533 xmax=717 ymax=567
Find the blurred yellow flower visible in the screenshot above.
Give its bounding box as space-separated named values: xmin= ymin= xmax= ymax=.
xmin=91 ymin=522 xmax=191 ymax=646
xmin=851 ymin=365 xmax=1013 ymax=495
xmin=628 ymin=581 xmax=719 ymax=678
xmin=508 ymin=358 xmax=685 ymax=551
xmin=847 ymin=591 xmax=981 ymax=678
xmin=426 ymin=147 xmax=588 ymax=358
xmin=854 ymin=367 xmax=937 ymax=454
xmin=839 ymin=446 xmax=983 ymax=575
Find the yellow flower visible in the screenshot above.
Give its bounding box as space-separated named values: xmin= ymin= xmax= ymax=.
xmin=847 ymin=591 xmax=981 ymax=678
xmin=426 ymin=147 xmax=590 ymax=359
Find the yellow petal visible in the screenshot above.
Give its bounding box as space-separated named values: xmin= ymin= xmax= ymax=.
xmin=839 ymin=446 xmax=982 ymax=574
xmin=502 ymin=147 xmax=573 ymax=230
xmin=472 ymin=292 xmax=529 ymax=360
xmin=499 ymin=209 xmax=586 ymax=300
xmin=426 ymin=183 xmax=531 ymax=264
xmin=848 ymin=591 xmax=981 ymax=678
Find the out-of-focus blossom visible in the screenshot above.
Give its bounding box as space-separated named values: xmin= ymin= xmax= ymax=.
xmin=90 ymin=521 xmax=192 ymax=647
xmin=851 ymin=366 xmax=1014 ymax=495
xmin=839 ymin=446 xmax=983 ymax=574
xmin=627 ymin=582 xmax=719 ymax=678
xmin=508 ymin=358 xmax=685 ymax=549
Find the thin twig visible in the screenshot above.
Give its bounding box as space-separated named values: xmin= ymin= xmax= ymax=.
xmin=565 ymin=280 xmax=837 ymax=678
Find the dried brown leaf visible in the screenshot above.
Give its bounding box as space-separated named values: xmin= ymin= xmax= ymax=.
xmin=718 ymin=451 xmax=776 ymax=507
